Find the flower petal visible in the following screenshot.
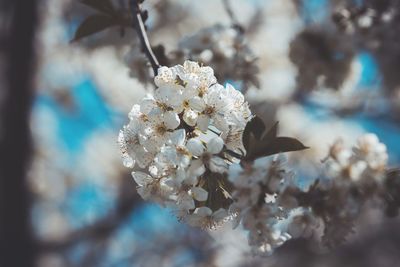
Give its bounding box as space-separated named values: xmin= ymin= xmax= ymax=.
xmin=191 ymin=187 xmax=208 ymax=202
xmin=188 ymin=159 xmax=206 ymax=179
xmin=164 ymin=111 xmax=180 ymax=130
xmin=168 ymin=129 xmax=186 ymax=146
xmin=207 ymin=136 xmax=224 ymax=154
xmin=197 ymin=114 xmax=210 ymax=132
xmin=194 ymin=206 xmax=213 ymax=217
xmin=132 ymin=171 xmax=152 ymax=186
xmin=189 ymin=96 xmax=206 ymax=111
xmin=209 ymin=156 xmax=228 ymax=173
xmin=186 ymin=138 xmax=204 ymax=157
xmin=183 ymin=109 xmax=198 ymax=126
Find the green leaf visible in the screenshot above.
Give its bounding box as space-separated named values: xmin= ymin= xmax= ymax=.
xmin=80 ymin=0 xmax=115 ymax=15
xmin=243 ymin=119 xmax=309 ymax=161
xmin=242 ymin=115 xmax=266 ymax=151
xmin=250 ymin=137 xmax=309 ymax=160
xmin=71 ymin=14 xmax=117 ymax=42
xmin=261 ymin=121 xmax=279 ymax=143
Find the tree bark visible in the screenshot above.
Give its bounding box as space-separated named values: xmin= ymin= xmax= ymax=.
xmin=0 ymin=0 xmax=38 ymax=266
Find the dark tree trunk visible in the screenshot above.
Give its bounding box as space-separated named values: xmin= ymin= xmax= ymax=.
xmin=0 ymin=0 xmax=38 ymax=266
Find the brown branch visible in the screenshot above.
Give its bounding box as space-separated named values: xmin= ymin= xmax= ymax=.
xmin=130 ymin=0 xmax=160 ymax=76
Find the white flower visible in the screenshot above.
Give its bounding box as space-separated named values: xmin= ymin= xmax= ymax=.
xmin=140 ymin=87 xmax=182 ymax=117
xmin=173 ymin=185 xmax=209 ymax=212
xmin=187 ymin=136 xmax=228 ymax=174
xmin=197 ymin=84 xmax=231 ymax=132
xmin=325 ymin=146 xmax=365 ymax=181
xmin=353 ymin=134 xmax=388 ymax=171
xmin=324 ymin=134 xmax=388 ymax=182
xmin=154 ymin=129 xmax=190 ymax=169
xmin=140 ymin=114 xmax=180 ymax=153
xmin=119 ymin=60 xmax=252 ymax=230
xmin=118 ymin=107 xmax=155 ymax=168
xmin=132 ymin=171 xmax=172 ymax=203
xmin=154 ymin=66 xmax=175 ymax=87
xmin=186 ymin=207 xmax=228 ymax=228
xmin=175 ymin=60 xmax=217 ymax=91
xmin=224 ymin=83 xmax=252 ymax=127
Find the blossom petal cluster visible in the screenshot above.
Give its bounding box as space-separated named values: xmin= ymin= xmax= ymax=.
xmin=228 ymin=156 xmax=318 ymax=256
xmin=177 ymin=24 xmax=259 ymax=92
xmin=118 ymin=61 xmax=251 ymax=226
xmin=325 ymin=133 xmax=388 ymax=183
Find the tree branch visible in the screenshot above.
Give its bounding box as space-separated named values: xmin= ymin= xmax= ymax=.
xmin=222 ymin=0 xmax=244 ymax=34
xmin=130 ymin=0 xmax=160 ymax=76
xmin=39 ymin=175 xmax=141 ymax=252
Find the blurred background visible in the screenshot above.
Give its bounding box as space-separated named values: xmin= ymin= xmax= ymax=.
xmin=1 ymin=0 xmax=400 ymax=266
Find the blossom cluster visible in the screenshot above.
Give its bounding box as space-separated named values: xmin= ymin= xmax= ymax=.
xmin=118 ymin=60 xmax=251 ymax=227
xmin=302 ymin=134 xmax=390 ymax=247
xmin=118 ymin=60 xmax=394 ymax=256
xmin=228 ymin=156 xmax=319 ymax=256
xmin=225 ymin=134 xmax=389 ymax=255
xmin=178 ymin=24 xmax=259 ymax=92
xmin=324 ymin=133 xmax=388 ymax=184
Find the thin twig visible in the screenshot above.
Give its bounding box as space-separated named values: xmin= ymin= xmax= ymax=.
xmin=130 ymin=0 xmax=160 ymax=76
xmin=222 ymin=0 xmax=244 ymax=34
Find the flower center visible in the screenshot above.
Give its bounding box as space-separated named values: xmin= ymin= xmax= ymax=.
xmin=204 ymin=106 xmax=215 ymax=115
xmin=156 ymin=124 xmax=167 ymax=135
xmin=183 ymin=100 xmax=190 ymax=109
xmin=198 ymin=86 xmax=207 ymax=97
xmin=157 ymin=102 xmax=172 ymax=112
xmin=176 ymin=146 xmax=190 ymax=156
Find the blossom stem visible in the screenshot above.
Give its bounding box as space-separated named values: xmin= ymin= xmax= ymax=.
xmin=130 ymin=0 xmax=160 ymax=76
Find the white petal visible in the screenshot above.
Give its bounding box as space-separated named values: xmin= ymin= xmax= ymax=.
xmin=154 ymin=86 xmax=170 ymax=103
xmin=194 ymin=207 xmax=213 ymax=217
xmin=183 ymin=175 xmax=199 ymax=186
xmin=118 ymin=129 xmax=135 ymax=168
xmin=179 ymin=194 xmax=195 ymax=211
xmin=164 ymin=111 xmax=180 ymax=130
xmin=128 ymin=104 xmax=141 ymax=120
xmin=213 ymin=115 xmax=229 ymax=132
xmin=184 ymin=60 xmax=200 ymax=73
xmin=207 ymin=136 xmax=224 ymax=154
xmin=186 ymin=138 xmax=204 ymax=156
xmin=189 ymin=96 xmax=206 ymax=111
xmin=155 ymin=86 xmax=182 ymax=107
xmin=212 ymin=208 xmax=228 ymax=222
xmin=164 ymin=177 xmax=179 ymax=189
xmin=168 ymin=129 xmax=186 ymax=146
xmin=183 ymin=109 xmax=198 ymax=126
xmin=155 ymin=66 xmax=174 ymax=87
xmin=209 ymin=156 xmax=228 ymax=173
xmin=188 ymin=159 xmax=206 ymax=179
xmin=140 ymin=96 xmax=156 ymax=114
xmin=135 ymin=147 xmax=155 ymax=168
xmin=175 ymin=167 xmax=187 ymax=182
xmin=191 ymin=187 xmax=208 ymax=202
xmin=197 ymin=114 xmax=210 ymax=132
xmin=132 ymin=171 xmax=152 ymax=186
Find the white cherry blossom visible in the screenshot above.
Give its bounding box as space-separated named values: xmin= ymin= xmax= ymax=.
xmin=119 ymin=60 xmax=251 ymax=230
xmin=187 ymin=136 xmax=228 ymax=174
